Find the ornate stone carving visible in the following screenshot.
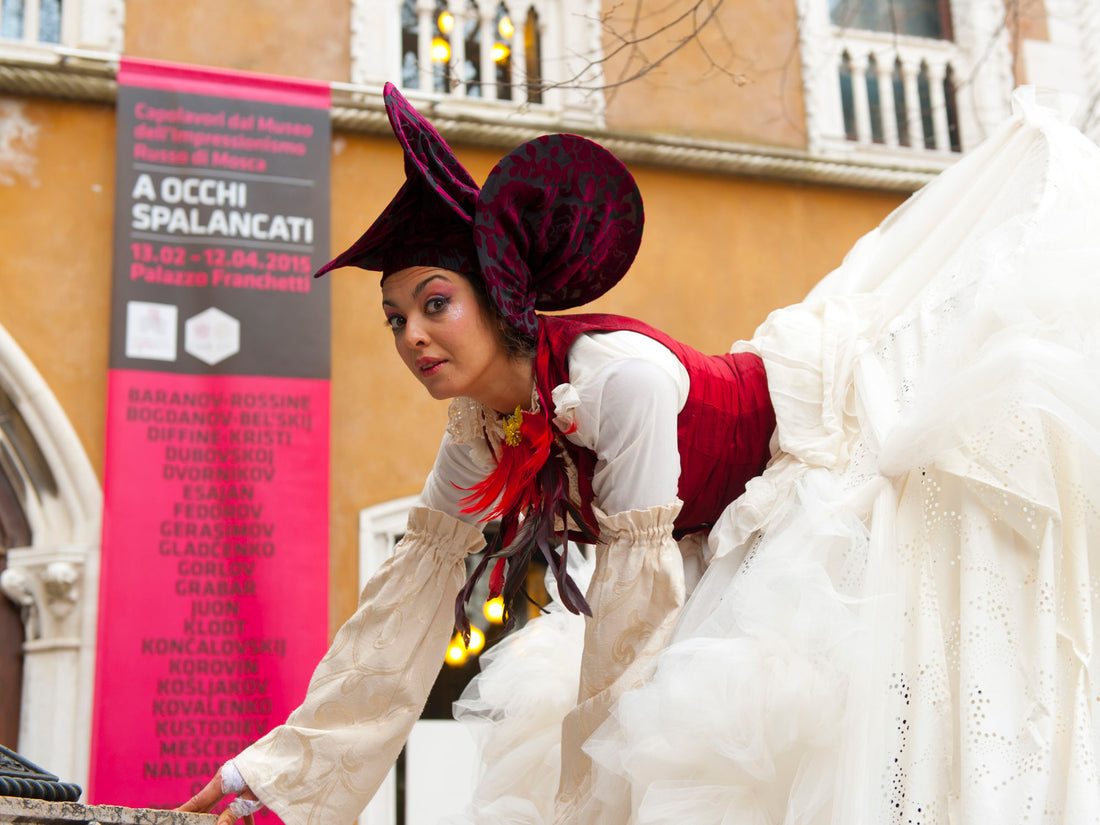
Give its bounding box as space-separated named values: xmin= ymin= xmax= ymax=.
xmin=0 ymin=565 xmax=38 ymax=640
xmin=43 ymin=562 xmax=79 ymax=620
xmin=1 ymin=550 xmax=84 ymax=645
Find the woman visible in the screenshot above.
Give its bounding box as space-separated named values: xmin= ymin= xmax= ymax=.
xmin=182 ymin=85 xmax=1100 ymax=825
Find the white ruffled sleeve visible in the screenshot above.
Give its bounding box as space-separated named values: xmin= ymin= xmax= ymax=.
xmin=420 ymin=431 xmax=495 ymax=523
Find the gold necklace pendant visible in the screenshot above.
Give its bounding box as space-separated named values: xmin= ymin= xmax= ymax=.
xmin=502 ymin=405 xmax=523 ymax=447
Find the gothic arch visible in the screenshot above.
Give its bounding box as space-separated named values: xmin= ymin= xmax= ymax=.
xmin=0 ymin=321 xmax=101 ymax=791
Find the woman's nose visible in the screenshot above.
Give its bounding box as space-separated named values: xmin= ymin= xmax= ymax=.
xmin=403 ymin=317 xmax=428 ymax=347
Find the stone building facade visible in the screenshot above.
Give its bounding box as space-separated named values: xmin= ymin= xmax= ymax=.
xmin=0 ymin=0 xmax=1095 ymax=818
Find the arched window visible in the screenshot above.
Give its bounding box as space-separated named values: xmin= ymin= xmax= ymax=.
xmin=432 ymin=0 xmax=453 ymax=93
xmin=463 ymin=0 xmax=482 ymax=97
xmin=401 ymin=0 xmax=419 ymax=90
xmin=39 ymin=0 xmax=60 ymax=42
xmin=829 ymin=0 xmax=952 ymax=40
xmin=866 ymin=53 xmax=884 ymax=143
xmin=0 ymin=324 xmax=103 ymax=793
xmin=917 ymin=60 xmax=934 ymax=149
xmin=2 ymin=0 xmax=59 ymax=42
xmin=839 ymin=52 xmax=857 ymax=141
xmin=353 ymin=0 xmax=605 ymax=127
xmin=493 ymin=3 xmax=513 ymax=100
xmin=803 ymin=0 xmax=992 ymax=156
xmin=892 ymin=58 xmax=909 ymax=146
xmin=0 ymin=0 xmax=119 ymax=52
xmin=944 ymin=63 xmax=961 ymax=152
xmin=525 ymin=7 xmax=542 ymax=104
xmin=822 ymin=0 xmax=965 ymax=154
xmin=0 ymin=458 xmax=31 ymax=749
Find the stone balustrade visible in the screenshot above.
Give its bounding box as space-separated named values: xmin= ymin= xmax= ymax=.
xmin=834 ymin=27 xmax=962 ymax=153
xmin=0 ymin=798 xmax=214 ymax=825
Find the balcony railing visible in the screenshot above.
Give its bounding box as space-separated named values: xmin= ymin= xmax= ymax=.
xmin=833 ymin=28 xmax=962 ymax=154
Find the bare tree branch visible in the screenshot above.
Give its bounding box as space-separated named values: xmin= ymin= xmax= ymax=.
xmin=588 ymin=0 xmax=727 ymax=90
xmin=498 ymin=0 xmax=1076 ymax=151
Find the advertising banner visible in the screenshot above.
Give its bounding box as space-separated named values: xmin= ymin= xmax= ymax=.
xmin=91 ymin=58 xmax=331 ymax=814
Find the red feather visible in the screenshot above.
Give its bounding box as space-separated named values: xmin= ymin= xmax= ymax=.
xmin=488 ymin=558 xmax=506 ymax=597
xmin=453 ymin=404 xmax=595 ymax=631
xmin=460 ymin=409 xmax=554 ymax=521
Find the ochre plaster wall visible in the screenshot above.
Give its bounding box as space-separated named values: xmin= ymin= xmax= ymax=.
xmin=122 ymin=0 xmax=350 ymax=82
xmin=591 ymin=165 xmax=906 ymax=353
xmin=324 ymin=138 xmax=511 ymax=629
xmin=600 ymin=0 xmax=807 ymax=147
xmin=0 ymin=97 xmax=115 ymax=481
xmin=1007 ymin=0 xmax=1051 ymax=85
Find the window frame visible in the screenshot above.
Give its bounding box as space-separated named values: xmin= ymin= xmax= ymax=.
xmin=0 ymin=0 xmax=124 ymax=60
xmin=798 ymin=0 xmax=1015 ymax=161
xmin=351 ymin=0 xmax=607 ymax=129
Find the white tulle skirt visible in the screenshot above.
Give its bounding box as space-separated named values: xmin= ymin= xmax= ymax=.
xmin=447 ymin=89 xmax=1100 ymax=825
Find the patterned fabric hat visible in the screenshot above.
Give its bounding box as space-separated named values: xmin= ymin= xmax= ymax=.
xmin=314 ymin=82 xmax=480 ymax=278
xmin=315 ymin=85 xmax=645 ymax=335
xmin=473 ymin=133 xmax=644 ymax=338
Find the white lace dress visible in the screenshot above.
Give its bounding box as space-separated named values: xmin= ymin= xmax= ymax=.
xmin=445 ymin=90 xmax=1100 ymax=825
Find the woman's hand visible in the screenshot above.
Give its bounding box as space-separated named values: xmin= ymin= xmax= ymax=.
xmin=176 ymin=762 xmax=263 ymax=825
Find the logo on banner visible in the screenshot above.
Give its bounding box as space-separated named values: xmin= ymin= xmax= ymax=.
xmin=184 ymin=307 xmax=240 ymax=365
xmin=126 ymin=301 xmax=179 ymax=362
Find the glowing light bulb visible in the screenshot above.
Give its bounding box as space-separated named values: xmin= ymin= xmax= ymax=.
xmin=498 ymin=15 xmax=514 ymax=39
xmin=491 ymin=43 xmax=511 ymax=63
xmin=445 ymin=634 xmax=468 ymax=666
xmin=467 ymin=627 xmax=486 ymax=654
xmin=484 ymin=596 xmax=505 ymax=624
xmin=431 ymin=37 xmax=451 ymax=62
xmin=438 ymin=10 xmax=454 ymax=33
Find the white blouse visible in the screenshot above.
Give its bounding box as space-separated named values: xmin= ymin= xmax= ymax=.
xmin=420 ymin=330 xmax=690 ymax=518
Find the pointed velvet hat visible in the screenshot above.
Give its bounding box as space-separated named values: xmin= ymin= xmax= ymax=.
xmin=314 ymin=82 xmax=480 ymax=278
xmin=315 ymin=84 xmax=645 ymax=338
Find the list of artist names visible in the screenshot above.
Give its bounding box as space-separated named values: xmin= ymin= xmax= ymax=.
xmin=131 ymin=385 xmax=315 ymax=785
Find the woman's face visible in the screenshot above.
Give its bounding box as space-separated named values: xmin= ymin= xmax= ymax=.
xmin=381 ymin=266 xmax=515 ymax=405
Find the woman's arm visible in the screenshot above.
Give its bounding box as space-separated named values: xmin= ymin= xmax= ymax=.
xmin=420 ymin=431 xmax=496 ymax=522
xmin=179 ymin=435 xmax=490 ymax=825
xmin=229 ymin=507 xmax=485 ymax=825
xmin=553 ymin=352 xmax=688 ymax=822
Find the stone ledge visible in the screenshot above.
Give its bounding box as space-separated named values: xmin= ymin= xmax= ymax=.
xmin=0 ymin=797 xmax=214 ymax=825
xmin=0 ymin=55 xmax=940 ymax=192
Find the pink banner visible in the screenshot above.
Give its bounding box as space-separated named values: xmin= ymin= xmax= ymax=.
xmin=92 ymin=59 xmax=331 ymax=815
xmin=117 ymin=58 xmax=331 ymax=109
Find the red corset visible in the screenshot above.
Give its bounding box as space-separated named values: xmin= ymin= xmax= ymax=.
xmin=535 ymin=313 xmax=776 ymax=537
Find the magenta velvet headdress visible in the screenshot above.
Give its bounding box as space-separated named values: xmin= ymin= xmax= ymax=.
xmin=315 ymin=83 xmax=645 ymax=334
xmin=474 ymin=133 xmax=643 ymax=337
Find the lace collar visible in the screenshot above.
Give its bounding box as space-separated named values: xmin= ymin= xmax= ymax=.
xmin=445 ymin=388 xmax=542 ymax=466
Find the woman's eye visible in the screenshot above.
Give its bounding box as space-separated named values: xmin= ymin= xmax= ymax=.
xmin=384 ymin=315 xmax=405 ymax=331
xmin=425 ymin=296 xmax=450 ymax=314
